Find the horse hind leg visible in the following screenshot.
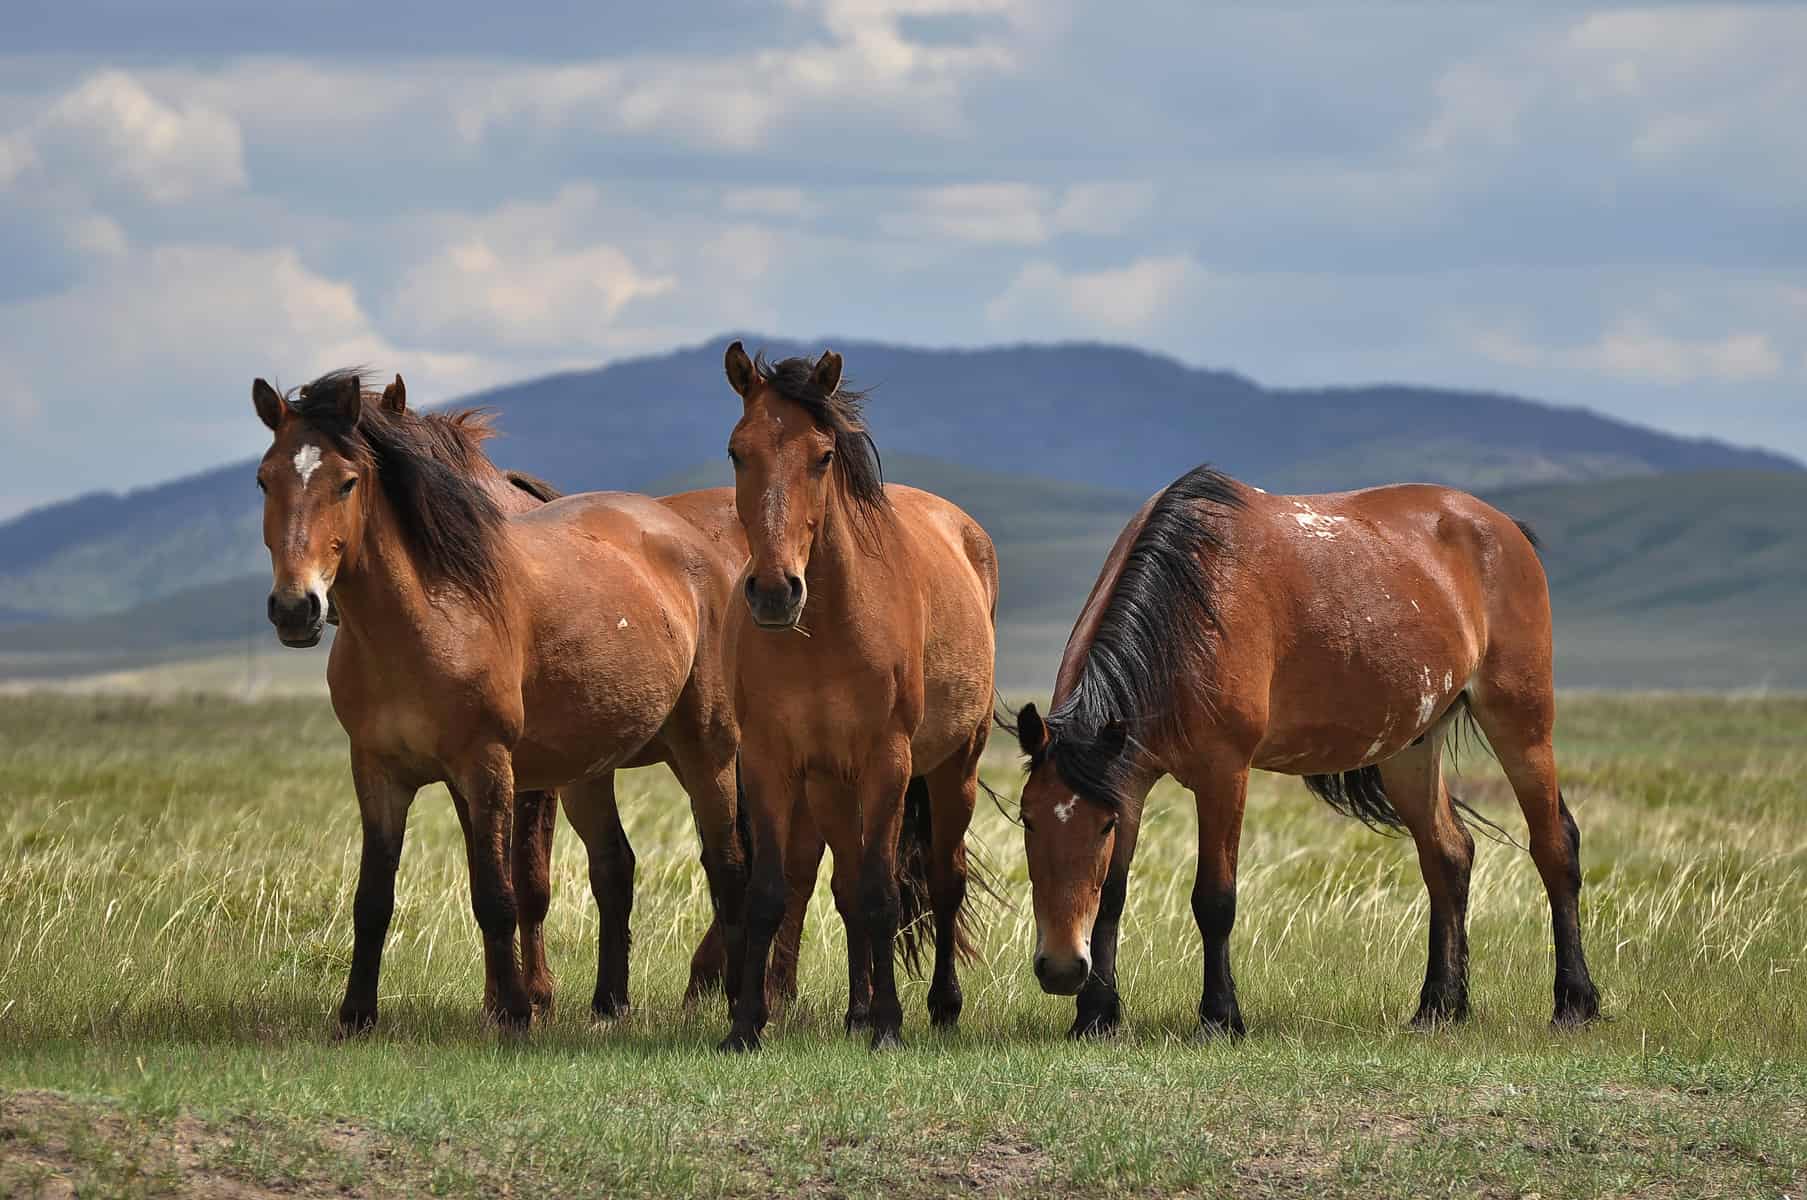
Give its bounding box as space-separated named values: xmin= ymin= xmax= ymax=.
xmin=920 ymin=728 xmax=986 ymax=1030
xmin=560 ymin=773 xmax=636 ymax=1020
xmin=512 ymin=788 xmax=558 ymax=1015
xmin=1376 ymin=738 xmax=1475 ymax=1027
xmin=1466 ymin=682 xmax=1601 ymax=1026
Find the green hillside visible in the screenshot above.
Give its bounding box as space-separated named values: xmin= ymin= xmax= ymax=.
xmin=3 ymin=466 xmax=1803 ymax=690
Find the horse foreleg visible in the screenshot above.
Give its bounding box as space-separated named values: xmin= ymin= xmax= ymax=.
xmin=338 ymin=754 xmax=416 ymax=1037
xmin=512 ymin=789 xmax=558 ymax=1015
xmin=769 ymin=800 xmax=824 ymax=1011
xmin=856 ymin=745 xmax=911 ymax=1050
xmin=1186 ymin=766 xmax=1249 ymax=1038
xmin=922 ymin=733 xmax=984 ymax=1030
xmin=451 ymin=748 xmax=532 ymax=1030
xmin=720 ymin=755 xmax=794 ymax=1053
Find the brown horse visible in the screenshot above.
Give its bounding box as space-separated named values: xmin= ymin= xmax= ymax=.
xmin=253 ymin=368 xmax=749 ymax=1032
xmin=718 ymin=343 xmax=998 ymax=1052
xmin=1012 ymin=465 xmax=1601 ymax=1038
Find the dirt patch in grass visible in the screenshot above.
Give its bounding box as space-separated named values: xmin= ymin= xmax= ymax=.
xmin=0 ymin=1089 xmax=377 ymax=1199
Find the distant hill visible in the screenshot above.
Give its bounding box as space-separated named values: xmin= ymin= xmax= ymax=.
xmin=0 ymin=336 xmax=1795 ymax=621
xmin=4 ymin=465 xmax=1803 ymax=690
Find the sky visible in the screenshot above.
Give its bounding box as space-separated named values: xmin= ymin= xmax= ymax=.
xmin=1 ymin=1 xmax=1802 ymax=518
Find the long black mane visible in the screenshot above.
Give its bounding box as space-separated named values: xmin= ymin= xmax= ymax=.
xmin=1037 ymin=464 xmax=1246 ymax=811
xmin=754 ymin=351 xmax=890 ymax=542
xmin=286 ymin=368 xmax=508 ymax=614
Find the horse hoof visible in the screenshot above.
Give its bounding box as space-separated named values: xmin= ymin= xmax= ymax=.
xmin=1067 ymin=1015 xmax=1121 ymax=1041
xmin=844 ymin=1009 xmax=872 ymax=1035
xmin=927 ymin=992 xmax=963 ymax=1030
xmin=1553 ymin=983 xmax=1601 ymax=1028
xmin=334 ymin=1008 xmax=376 ymax=1040
xmin=718 ymin=1030 xmax=761 ymax=1054
xmin=869 ymin=1027 xmax=904 ymax=1052
xmin=592 ymin=997 xmax=630 ymax=1023
xmin=1409 ymin=999 xmax=1469 ymax=1030
xmin=1199 ymin=1012 xmax=1246 ymax=1041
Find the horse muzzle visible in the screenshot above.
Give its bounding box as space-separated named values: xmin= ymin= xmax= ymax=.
xmin=268 ymin=587 xmax=327 ymax=648
xmin=745 ymin=573 xmax=806 ymax=630
xmin=1034 ymin=948 xmax=1092 ymax=996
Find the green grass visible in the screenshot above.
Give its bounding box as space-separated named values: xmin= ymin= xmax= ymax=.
xmin=1 ymin=692 xmax=1803 ymax=1197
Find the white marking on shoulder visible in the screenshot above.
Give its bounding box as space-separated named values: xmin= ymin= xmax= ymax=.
xmin=293 ymin=443 xmax=323 ymax=485
xmin=1289 ymin=502 xmax=1348 ymax=540
xmin=618 ymin=616 xmax=630 ymax=629
xmin=1053 ymin=796 xmax=1077 ymax=824
xmin=1416 ymin=666 xmax=1438 ymax=726
xmin=1365 ymin=736 xmax=1387 ymax=761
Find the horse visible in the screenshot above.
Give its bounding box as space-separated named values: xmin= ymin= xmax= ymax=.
xmin=372 ymin=377 xmax=826 ymax=1016
xmin=717 ymin=342 xmax=998 ymax=1052
xmin=1011 ymin=464 xmax=1601 ymax=1038
xmin=252 ymin=368 xmax=750 ymax=1033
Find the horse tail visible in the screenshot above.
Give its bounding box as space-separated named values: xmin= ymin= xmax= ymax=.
xmin=894 ymin=776 xmax=994 ymax=976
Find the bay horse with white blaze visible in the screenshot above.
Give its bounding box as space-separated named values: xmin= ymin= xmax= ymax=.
xmin=254 ymin=368 xmax=749 ymax=1032
xmin=1013 ymin=465 xmax=1601 ymax=1037
xmin=719 ymin=343 xmax=999 ymax=1052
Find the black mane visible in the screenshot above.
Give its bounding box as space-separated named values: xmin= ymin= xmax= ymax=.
xmin=1039 ymin=464 xmax=1246 ymax=811
xmin=754 ymin=351 xmax=889 ymax=539
xmin=287 ymin=368 xmax=508 ymax=614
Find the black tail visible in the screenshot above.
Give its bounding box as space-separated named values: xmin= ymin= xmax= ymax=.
xmin=894 ymin=777 xmax=996 ymax=977
xmin=505 ymin=469 xmax=564 ymax=503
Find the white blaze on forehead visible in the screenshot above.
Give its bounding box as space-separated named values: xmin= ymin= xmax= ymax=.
xmin=1053 ymin=796 xmax=1077 ymax=824
xmin=293 ymin=443 xmax=323 ymax=485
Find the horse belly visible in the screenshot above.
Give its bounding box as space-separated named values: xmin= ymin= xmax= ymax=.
xmin=511 ymin=635 xmax=690 ymax=789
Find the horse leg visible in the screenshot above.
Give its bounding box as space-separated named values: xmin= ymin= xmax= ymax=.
xmin=449 ymin=746 xmax=532 ymax=1029
xmin=684 ymin=921 xmax=727 ymax=1007
xmin=560 ymin=773 xmax=636 ymax=1019
xmin=1378 ymin=739 xmax=1474 ymax=1027
xmin=1185 ymin=766 xmax=1249 ymax=1038
xmin=512 ymin=788 xmax=558 ymax=1016
xmin=720 ymin=754 xmax=795 ymax=1053
xmin=1467 ymin=688 xmax=1601 ymax=1026
xmin=922 ymin=730 xmax=984 ymax=1030
xmin=769 ymin=799 xmax=824 ymax=1012
xmin=338 ymin=754 xmax=416 ymax=1037
xmin=854 ymin=743 xmax=912 ymax=1050
xmin=670 ymin=747 xmax=748 ymax=1021
xmin=819 ymin=785 xmax=874 ymax=1034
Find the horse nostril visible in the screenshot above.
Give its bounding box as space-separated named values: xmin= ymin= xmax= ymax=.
xmin=266 ymin=593 xmax=279 ymax=624
xmin=1034 ymin=954 xmax=1050 ymax=979
xmin=305 ymin=591 xmax=322 ymax=624
xmin=745 ymin=577 xmax=759 ymax=601
xmin=786 ymin=575 xmax=804 ymax=604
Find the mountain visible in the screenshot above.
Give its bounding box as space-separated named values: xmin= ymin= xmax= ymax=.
xmin=4 ymin=463 xmax=1803 ymax=690
xmin=0 ymin=337 xmax=1795 ymax=623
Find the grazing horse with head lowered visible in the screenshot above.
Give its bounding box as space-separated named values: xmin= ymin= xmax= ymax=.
xmin=1013 ymin=465 xmax=1601 ymax=1038
xmin=718 ymin=343 xmax=998 ymax=1052
xmin=253 ymin=368 xmax=749 ymax=1033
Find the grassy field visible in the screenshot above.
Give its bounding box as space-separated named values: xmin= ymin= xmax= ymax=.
xmin=0 ymin=692 xmax=1802 ymax=1198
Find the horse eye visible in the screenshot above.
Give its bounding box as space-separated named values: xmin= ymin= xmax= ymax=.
xmin=1021 ymin=818 xmax=1036 ymax=834
xmin=1102 ymin=818 xmax=1117 ymax=836
xmin=339 ymin=477 xmax=358 ymax=497
xmin=818 ymin=449 xmax=834 ymax=468
xmin=727 ymin=449 xmax=741 ymax=468
xmin=255 ymin=477 xmax=266 ymax=493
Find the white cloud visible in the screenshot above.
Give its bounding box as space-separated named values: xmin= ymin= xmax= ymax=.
xmin=0 ymin=131 xmax=37 ymax=187
xmin=387 ymin=186 xmax=677 ymax=353
xmin=1472 ymin=320 xmax=1785 ymax=384
xmin=38 ymin=70 xmax=246 ymax=203
xmin=882 ymin=180 xmax=1154 ymax=245
xmin=987 ymin=254 xmax=1201 ymax=333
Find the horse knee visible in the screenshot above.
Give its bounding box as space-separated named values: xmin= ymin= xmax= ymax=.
xmin=860 ymin=875 xmax=900 ymax=935
xmin=1191 ymin=885 xmax=1235 ymax=940
xmin=471 ymin=889 xmax=518 ymax=940
xmin=745 ymin=875 xmax=787 ymax=941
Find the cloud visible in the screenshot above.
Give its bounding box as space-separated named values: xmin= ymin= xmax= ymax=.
xmin=881 ymin=180 xmax=1153 ymax=245
xmin=986 ymin=254 xmax=1201 ymax=333
xmin=1472 ymin=320 xmax=1785 ymax=384
xmin=35 ymin=70 xmax=246 ymax=203
xmin=721 ymin=187 xmax=821 ymax=219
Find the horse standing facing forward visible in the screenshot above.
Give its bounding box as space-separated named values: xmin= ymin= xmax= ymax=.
xmin=1014 ymin=465 xmax=1601 ymax=1038
xmin=718 ymin=343 xmax=999 ymax=1052
xmin=253 ymin=369 xmax=749 ymax=1033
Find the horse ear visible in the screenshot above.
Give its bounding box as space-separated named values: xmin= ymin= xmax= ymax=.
xmin=812 ymin=349 xmax=842 ymax=395
xmin=253 ymin=379 xmax=285 ymax=431
xmin=725 ymin=341 xmax=755 ymax=398
xmin=381 ymin=374 xmax=406 ymax=413
xmin=324 ymin=372 xmax=363 ymax=424
xmin=1016 ymin=703 xmax=1047 ymax=758
xmin=1095 ymin=721 xmax=1129 ymax=761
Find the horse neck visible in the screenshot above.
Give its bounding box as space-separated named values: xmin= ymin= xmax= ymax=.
xmin=327 ymin=487 xmax=443 ymax=641
xmin=803 ymin=482 xmax=881 ymax=608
